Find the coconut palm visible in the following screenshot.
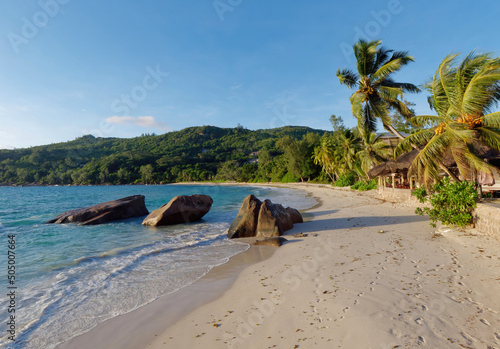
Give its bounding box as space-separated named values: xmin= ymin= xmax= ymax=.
xmin=397 ymin=52 xmax=500 ymax=186
xmin=337 ymin=39 xmax=420 ymax=137
xmin=335 ymin=129 xmax=360 ymax=175
xmin=357 ymin=129 xmax=392 ymax=178
xmin=313 ymin=137 xmax=337 ymax=182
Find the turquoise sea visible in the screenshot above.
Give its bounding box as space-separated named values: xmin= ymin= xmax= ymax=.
xmin=0 ymin=184 xmax=315 ymax=349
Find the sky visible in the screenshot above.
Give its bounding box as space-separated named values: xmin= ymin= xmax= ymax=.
xmin=1 ymin=0 xmax=500 ymax=149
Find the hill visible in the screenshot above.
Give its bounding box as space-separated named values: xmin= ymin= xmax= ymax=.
xmin=0 ymin=125 xmax=329 ymax=185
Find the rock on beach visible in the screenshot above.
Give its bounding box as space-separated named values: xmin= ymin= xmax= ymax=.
xmin=227 ymin=194 xmax=303 ymax=239
xmin=142 ymin=194 xmax=213 ymax=226
xmin=46 ymin=195 xmax=149 ymax=225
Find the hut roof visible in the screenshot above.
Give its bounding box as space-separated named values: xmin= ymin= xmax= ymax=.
xmin=367 ymin=149 xmax=418 ymax=179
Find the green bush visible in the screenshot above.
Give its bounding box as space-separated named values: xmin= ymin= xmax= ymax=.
xmin=281 ymin=172 xmax=299 ymax=183
xmin=333 ymin=173 xmax=356 ymax=187
xmin=413 ymin=178 xmax=478 ymax=228
xmin=351 ymin=179 xmax=377 ymax=191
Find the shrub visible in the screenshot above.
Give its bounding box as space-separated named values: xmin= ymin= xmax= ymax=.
xmin=333 ymin=173 xmax=356 ymax=187
xmin=351 ymin=179 xmax=378 ymax=191
xmin=281 ymin=172 xmax=299 ymax=183
xmin=413 ymin=178 xmax=478 ymax=228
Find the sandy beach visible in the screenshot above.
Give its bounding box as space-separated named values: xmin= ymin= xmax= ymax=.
xmin=61 ymin=184 xmax=500 ymax=349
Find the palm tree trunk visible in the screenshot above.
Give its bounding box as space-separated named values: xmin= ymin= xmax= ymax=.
xmin=386 ymin=124 xmax=461 ymax=182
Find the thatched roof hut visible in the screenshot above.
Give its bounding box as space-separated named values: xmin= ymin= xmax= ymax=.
xmin=368 ymin=145 xmax=500 ymax=186
xmin=367 ymin=149 xmax=418 ymax=179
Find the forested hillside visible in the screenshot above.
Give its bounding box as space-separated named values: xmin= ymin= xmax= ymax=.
xmin=0 ymin=125 xmax=329 ymax=185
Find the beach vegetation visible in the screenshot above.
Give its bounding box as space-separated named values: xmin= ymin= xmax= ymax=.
xmin=413 ymin=178 xmax=478 ymax=228
xmin=333 ymin=173 xmax=356 ymax=187
xmin=351 ymin=179 xmax=378 ymax=191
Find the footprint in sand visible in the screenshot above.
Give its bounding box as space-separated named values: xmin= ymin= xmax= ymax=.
xmin=480 ymin=319 xmax=490 ymax=326
xmin=389 ymin=328 xmax=402 ymax=339
xmin=460 ymin=332 xmax=475 ymax=345
xmin=421 ymin=305 xmax=428 ymax=312
xmin=343 ymin=307 xmax=350 ymax=313
xmin=417 ymin=336 xmax=426 ymax=345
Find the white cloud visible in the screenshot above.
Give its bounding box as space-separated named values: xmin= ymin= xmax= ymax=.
xmin=230 ymin=84 xmax=243 ymax=91
xmin=106 ymin=116 xmax=172 ymax=131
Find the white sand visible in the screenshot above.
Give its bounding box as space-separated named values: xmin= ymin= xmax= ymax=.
xmin=146 ymin=184 xmax=500 ymax=349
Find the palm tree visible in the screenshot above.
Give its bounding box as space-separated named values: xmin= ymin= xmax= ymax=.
xmin=313 ymin=137 xmax=337 ymax=182
xmin=397 ymin=52 xmax=500 ymax=186
xmin=337 ymin=39 xmax=420 ymax=137
xmin=357 ymin=128 xmax=392 ymax=178
xmin=335 ymin=129 xmax=360 ymax=175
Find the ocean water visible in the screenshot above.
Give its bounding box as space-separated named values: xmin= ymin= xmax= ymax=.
xmin=0 ymin=184 xmax=316 ymax=349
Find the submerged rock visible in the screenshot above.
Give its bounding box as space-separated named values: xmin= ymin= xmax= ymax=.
xmin=46 ymin=195 xmax=149 ymax=225
xmin=227 ymin=195 xmax=303 ymax=239
xmin=142 ymin=194 xmax=213 ymax=226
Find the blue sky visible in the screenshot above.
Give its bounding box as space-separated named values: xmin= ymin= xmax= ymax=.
xmin=1 ymin=0 xmax=499 ymax=149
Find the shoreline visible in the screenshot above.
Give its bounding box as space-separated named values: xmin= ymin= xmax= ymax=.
xmin=57 ymin=183 xmax=317 ymax=349
xmin=148 ymin=184 xmax=500 ymax=348
xmin=58 ymin=183 xmax=500 ymax=348
xmin=57 ymin=244 xmax=278 ymax=349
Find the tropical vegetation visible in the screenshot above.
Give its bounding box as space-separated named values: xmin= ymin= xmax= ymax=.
xmin=0 ymin=126 xmax=327 ymax=185
xmin=413 ymin=178 xmax=478 ymax=228
xmin=397 ymin=52 xmax=500 ymax=187
xmin=2 ymin=39 xmax=500 ymax=196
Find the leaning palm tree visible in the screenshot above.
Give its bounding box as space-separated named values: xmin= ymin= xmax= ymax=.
xmin=337 ymin=39 xmax=420 ymax=137
xmin=397 ymin=52 xmax=500 ymax=186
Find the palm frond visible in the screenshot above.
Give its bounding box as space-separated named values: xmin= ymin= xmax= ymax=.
xmin=477 ymin=126 xmax=500 ymax=152
xmin=377 ymin=85 xmax=404 ymax=101
xmin=445 ymin=121 xmax=476 ymax=143
xmin=462 ymin=63 xmax=500 ymax=116
xmin=410 ymin=115 xmax=444 ymax=127
xmin=395 ymin=128 xmax=433 ymax=156
xmin=463 ymin=148 xmax=496 ymax=176
xmin=354 ymin=39 xmax=380 ymax=76
xmin=482 ymin=111 xmax=500 ymax=127
xmin=350 ymin=91 xmax=365 ymax=119
xmin=382 ymin=81 xmax=421 ymax=94
xmin=336 ymin=68 xmax=359 ymax=89
xmin=372 ymin=55 xmax=413 ymax=83
xmin=431 ymin=54 xmax=460 ymax=116
xmin=373 ymin=46 xmax=392 ymax=72
xmin=366 ymin=95 xmax=391 ymax=127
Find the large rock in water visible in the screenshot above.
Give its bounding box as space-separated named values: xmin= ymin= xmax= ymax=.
xmin=142 ymin=194 xmax=213 ymax=226
xmin=46 ymin=195 xmax=149 ymax=225
xmin=227 ymin=195 xmax=303 ymax=239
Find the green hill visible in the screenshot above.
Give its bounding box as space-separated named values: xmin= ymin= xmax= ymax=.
xmin=0 ymin=125 xmax=329 ymax=185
